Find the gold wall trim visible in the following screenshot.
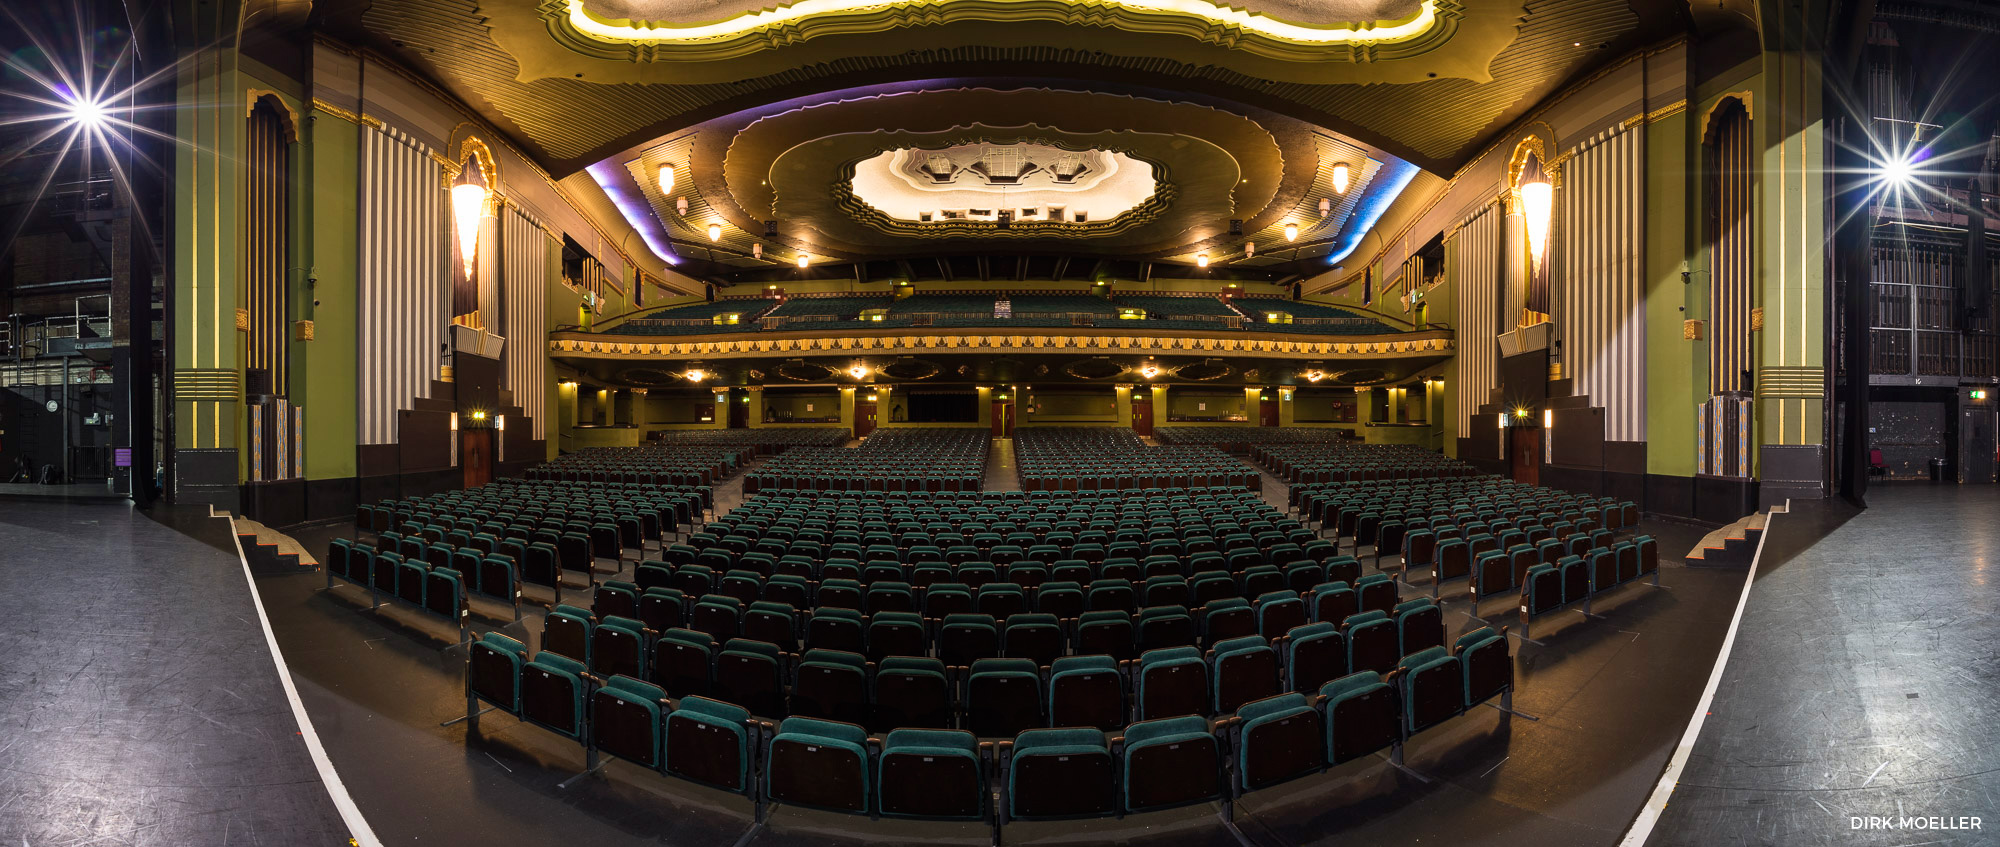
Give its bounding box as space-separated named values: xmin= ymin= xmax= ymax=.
xmin=174 ymin=368 xmax=244 ymax=401
xmin=1646 ymin=99 xmax=1688 ymax=122
xmin=1756 ymin=365 xmax=1823 ymax=400
xmin=550 ymin=330 xmax=1455 ymax=361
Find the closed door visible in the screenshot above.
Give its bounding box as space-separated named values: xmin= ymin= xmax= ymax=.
xmin=1131 ymin=393 xmax=1154 ymax=436
xmin=463 ymin=429 xmax=493 ymax=488
xmin=1510 ymin=426 xmax=1539 ymax=485
xmin=728 ymin=392 xmax=749 ymax=428
xmin=854 ymin=400 xmax=877 ymax=439
xmin=991 ymin=402 xmax=1014 ymax=437
xmin=1259 ymin=396 xmax=1280 ymax=427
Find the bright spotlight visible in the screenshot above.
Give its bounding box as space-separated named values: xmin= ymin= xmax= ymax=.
xmin=67 ymin=98 xmax=106 ymax=128
xmin=1881 ymin=156 xmax=1914 ymax=186
xmin=685 ymin=368 xmax=706 ymax=382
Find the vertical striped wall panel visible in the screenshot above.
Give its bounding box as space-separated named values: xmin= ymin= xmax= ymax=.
xmin=1452 ymin=203 xmax=1502 ymax=438
xmin=246 ymin=100 xmax=289 ymax=400
xmin=1555 ymin=125 xmax=1648 ymax=441
xmin=359 ymin=126 xmax=447 ymax=446
xmin=1708 ymin=103 xmax=1755 ymax=395
xmin=504 ymin=206 xmax=549 ymax=440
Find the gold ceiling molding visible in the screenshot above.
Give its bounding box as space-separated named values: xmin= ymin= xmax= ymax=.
xmin=550 ymin=329 xmax=1453 ymax=361
xmin=540 ymin=0 xmax=1459 ymax=65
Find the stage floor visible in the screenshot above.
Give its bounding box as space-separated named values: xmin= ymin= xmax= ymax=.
xmin=1649 ymin=484 xmax=2000 ymax=846
xmin=0 ymin=502 xmax=352 ymax=846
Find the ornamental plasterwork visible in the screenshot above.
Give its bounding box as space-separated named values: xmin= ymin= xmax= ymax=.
xmin=550 ymin=331 xmax=1453 ymax=360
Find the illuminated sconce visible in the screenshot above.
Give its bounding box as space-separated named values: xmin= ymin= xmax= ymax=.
xmin=685 ymin=368 xmax=706 ymax=382
xmin=866 ymin=392 xmax=879 ymax=402
xmin=1542 ymin=408 xmax=1552 ymax=428
xmin=1332 ymin=163 xmax=1350 ymax=195
xmin=1196 ymin=253 xmax=1210 ymax=268
xmin=1514 ymin=408 xmax=1530 ymax=419
xmin=449 ymin=412 xmax=460 ymax=431
xmin=796 ymin=253 xmax=811 ymax=268
xmin=708 ymin=222 xmax=722 ymax=241
xmin=1284 ymin=222 xmax=1299 ymax=242
xmin=450 ymin=167 xmax=490 ymax=280
xmin=657 ymin=162 xmax=676 ymax=194
xmin=1520 ymin=176 xmax=1553 ymax=265
xmin=495 ymin=414 xmax=506 ymax=431
xmin=471 ymin=410 xmax=487 ymax=421
xmin=849 ymin=363 xmax=870 ymax=380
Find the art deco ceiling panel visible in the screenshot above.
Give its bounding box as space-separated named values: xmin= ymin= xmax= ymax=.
xmin=351 ymin=0 xmax=1664 ymax=175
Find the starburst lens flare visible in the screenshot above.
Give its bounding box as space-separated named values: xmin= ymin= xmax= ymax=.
xmin=67 ymin=96 xmax=105 ymax=127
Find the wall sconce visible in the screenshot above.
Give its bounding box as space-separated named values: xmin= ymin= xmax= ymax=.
xmin=495 ymin=414 xmax=506 ymax=431
xmin=449 ymin=412 xmax=460 ymax=431
xmin=1284 ymin=222 xmax=1299 ymax=242
xmin=1543 ymin=408 xmax=1552 ymax=428
xmin=450 ymin=167 xmax=490 ymax=280
xmin=657 ymin=162 xmax=675 ymax=194
xmin=470 ymin=410 xmax=487 ymax=422
xmin=1521 ymin=177 xmax=1553 ymax=266
xmin=1332 ymin=163 xmax=1350 ymax=195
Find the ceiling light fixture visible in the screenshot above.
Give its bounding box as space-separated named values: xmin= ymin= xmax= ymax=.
xmin=657 ymin=162 xmax=675 ymax=194
xmin=685 ymin=368 xmax=706 ymax=382
xmin=1332 ymin=163 xmax=1350 ymax=194
xmin=1244 ymin=241 xmax=1255 ymax=259
xmin=796 ymin=253 xmax=811 ymax=268
xmin=849 ymin=363 xmax=869 ymax=379
xmin=1196 ymin=252 xmax=1210 ymax=268
xmin=1140 ymin=364 xmax=1160 ymax=379
xmin=708 ymin=222 xmax=722 ymax=241
xmin=1284 ymin=222 xmax=1299 ymax=242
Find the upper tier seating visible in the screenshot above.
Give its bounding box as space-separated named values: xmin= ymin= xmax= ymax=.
xmin=1234 ymin=297 xmax=1397 ymax=335
xmin=1014 ymin=428 xmax=1258 ymax=492
xmin=603 ymin=300 xmax=779 ymax=335
xmin=743 ymin=428 xmax=989 ymax=492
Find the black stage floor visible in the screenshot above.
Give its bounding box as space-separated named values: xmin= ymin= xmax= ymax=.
xmin=266 ymin=511 xmax=1745 ymax=847
xmin=1648 ymin=484 xmax=2000 ymax=846
xmin=0 ymin=501 xmax=352 ymax=846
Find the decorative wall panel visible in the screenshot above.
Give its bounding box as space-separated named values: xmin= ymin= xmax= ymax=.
xmin=360 ymin=125 xmax=449 ymax=446
xmin=1451 ymin=202 xmax=1501 ymax=437
xmin=1554 ymin=123 xmax=1645 ymax=440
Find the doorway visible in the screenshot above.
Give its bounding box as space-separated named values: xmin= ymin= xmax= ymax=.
xmin=1510 ymin=426 xmax=1540 ymax=485
xmin=1259 ymin=396 xmax=1279 ymax=427
xmin=854 ymin=399 xmax=877 ymax=439
xmin=991 ymin=401 xmax=1015 ymax=437
xmin=727 ymin=390 xmax=749 ymax=428
xmin=1131 ymin=393 xmax=1153 ymax=436
xmin=462 ymin=428 xmax=493 ymax=488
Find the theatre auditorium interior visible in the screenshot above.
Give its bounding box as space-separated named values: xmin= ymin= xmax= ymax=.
xmin=4 ymin=0 xmax=2000 ymax=844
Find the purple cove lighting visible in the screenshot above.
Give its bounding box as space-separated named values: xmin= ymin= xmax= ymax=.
xmin=586 ymin=160 xmax=680 ymax=265
xmin=1325 ymin=158 xmax=1419 ymax=266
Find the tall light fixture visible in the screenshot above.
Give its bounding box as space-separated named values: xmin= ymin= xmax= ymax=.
xmin=1520 ymin=176 xmax=1553 ymax=265
xmin=1332 ymin=163 xmax=1351 ymax=194
xmin=452 ymin=161 xmax=490 ymax=283
xmin=657 ymin=162 xmax=676 ymax=194
xmin=1284 ymin=222 xmax=1299 ymax=242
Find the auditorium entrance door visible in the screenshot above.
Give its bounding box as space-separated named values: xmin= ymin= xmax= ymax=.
xmin=854 ymin=399 xmax=877 ymax=439
xmin=1131 ymin=393 xmax=1153 ymax=436
xmin=991 ymin=401 xmax=1014 ymax=437
xmin=1510 ymin=426 xmax=1540 ymax=485
xmin=462 ymin=429 xmax=493 ymax=488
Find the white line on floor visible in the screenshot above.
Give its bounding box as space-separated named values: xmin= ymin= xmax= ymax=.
xmin=220 ymin=506 xmax=382 ymax=847
xmin=1618 ymin=500 xmax=1786 ymax=847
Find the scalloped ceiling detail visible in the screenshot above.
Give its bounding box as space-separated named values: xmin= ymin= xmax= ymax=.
xmin=851 ymin=144 xmax=1158 ymax=224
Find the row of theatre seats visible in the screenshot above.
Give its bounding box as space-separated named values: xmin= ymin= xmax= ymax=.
xmin=334 ymin=479 xmax=715 ymax=615
xmin=1254 ymin=442 xmax=1476 ymax=484
xmin=527 ymin=445 xmax=749 ymax=486
xmin=1289 ymin=475 xmax=1657 ymax=631
xmin=459 ymin=620 xmax=1517 ymax=839
xmin=743 ymin=428 xmax=989 ymax=493
xmin=535 ymin=575 xmax=1449 ymax=727
xmin=1154 ymin=425 xmax=1362 ymax=448
xmin=646 ymin=429 xmax=850 ymax=450
xmin=1014 ymin=428 xmax=1260 ymax=492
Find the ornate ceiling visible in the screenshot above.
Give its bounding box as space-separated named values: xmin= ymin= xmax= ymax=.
xmin=335 ymin=0 xmax=1687 ymax=280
